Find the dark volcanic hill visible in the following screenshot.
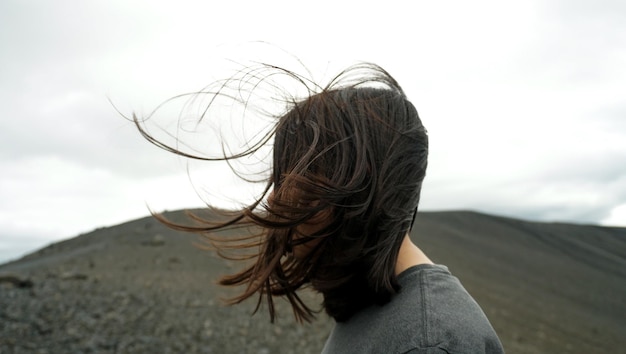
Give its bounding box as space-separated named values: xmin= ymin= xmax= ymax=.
xmin=1 ymin=210 xmax=625 ymax=354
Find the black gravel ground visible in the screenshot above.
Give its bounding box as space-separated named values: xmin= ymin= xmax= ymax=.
xmin=1 ymin=209 xmax=625 ymax=353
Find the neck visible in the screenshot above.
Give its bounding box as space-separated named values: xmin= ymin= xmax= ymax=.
xmin=395 ymin=234 xmax=433 ymax=275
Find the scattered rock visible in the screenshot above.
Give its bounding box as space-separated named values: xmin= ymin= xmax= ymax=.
xmin=0 ymin=272 xmax=33 ymax=288
xmin=59 ymin=271 xmax=88 ymax=281
xmin=142 ymin=234 xmax=165 ymax=246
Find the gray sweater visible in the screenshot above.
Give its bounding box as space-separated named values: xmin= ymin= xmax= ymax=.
xmin=321 ymin=264 xmax=504 ymax=353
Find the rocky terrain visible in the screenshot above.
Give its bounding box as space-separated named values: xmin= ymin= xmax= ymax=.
xmin=1 ymin=209 xmax=625 ymax=353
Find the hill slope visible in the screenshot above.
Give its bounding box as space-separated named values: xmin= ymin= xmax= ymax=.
xmin=1 ymin=210 xmax=625 ymax=353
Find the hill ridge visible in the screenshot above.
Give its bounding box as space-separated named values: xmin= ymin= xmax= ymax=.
xmin=1 ymin=209 xmax=625 ymax=353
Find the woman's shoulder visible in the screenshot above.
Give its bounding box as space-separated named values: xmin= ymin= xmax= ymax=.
xmin=400 ymin=263 xmax=504 ymax=353
xmin=322 ymin=264 xmax=504 ymax=353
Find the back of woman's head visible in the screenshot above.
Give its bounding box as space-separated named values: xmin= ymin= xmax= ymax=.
xmin=270 ymin=81 xmax=428 ymax=321
xmin=133 ymin=62 xmax=428 ymax=323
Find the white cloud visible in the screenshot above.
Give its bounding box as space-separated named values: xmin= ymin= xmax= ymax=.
xmin=1 ymin=0 xmax=625 ymax=263
xmin=602 ymin=203 xmax=626 ymax=227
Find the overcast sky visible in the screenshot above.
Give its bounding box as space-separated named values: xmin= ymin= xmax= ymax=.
xmin=1 ymin=0 xmax=625 ymax=263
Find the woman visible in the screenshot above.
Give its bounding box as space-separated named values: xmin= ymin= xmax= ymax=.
xmin=134 ymin=63 xmax=504 ymax=353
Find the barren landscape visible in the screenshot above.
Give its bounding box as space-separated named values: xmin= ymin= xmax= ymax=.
xmin=1 ymin=210 xmax=625 ymax=353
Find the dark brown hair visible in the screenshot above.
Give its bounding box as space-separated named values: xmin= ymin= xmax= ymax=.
xmin=133 ymin=63 xmax=428 ymax=323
